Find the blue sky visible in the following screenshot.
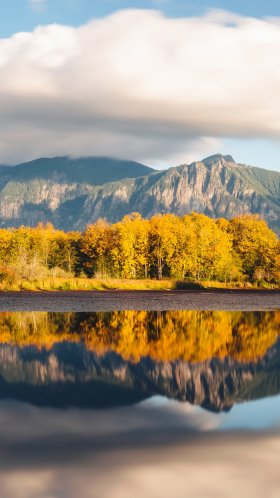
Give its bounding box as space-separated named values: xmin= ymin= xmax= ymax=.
xmin=1 ymin=1 xmax=280 ymax=37
xmin=0 ymin=0 xmax=280 ymax=38
xmin=0 ymin=0 xmax=280 ymax=170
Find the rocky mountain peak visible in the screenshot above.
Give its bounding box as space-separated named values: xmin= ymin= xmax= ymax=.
xmin=201 ymin=154 xmax=236 ymax=166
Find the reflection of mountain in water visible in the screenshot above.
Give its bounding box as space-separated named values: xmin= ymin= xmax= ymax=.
xmin=0 ymin=338 xmax=280 ymax=412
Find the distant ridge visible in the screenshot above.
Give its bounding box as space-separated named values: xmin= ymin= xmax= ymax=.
xmin=0 ymin=154 xmax=279 ymax=232
xmin=1 ymin=156 xmax=155 ymax=186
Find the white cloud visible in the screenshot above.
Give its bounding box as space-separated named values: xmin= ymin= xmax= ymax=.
xmin=0 ymin=9 xmax=280 ymax=164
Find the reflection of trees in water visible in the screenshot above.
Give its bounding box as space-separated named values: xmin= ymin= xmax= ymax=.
xmin=0 ymin=310 xmax=279 ymax=363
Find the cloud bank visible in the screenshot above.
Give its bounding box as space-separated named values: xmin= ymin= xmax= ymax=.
xmin=0 ymin=9 xmax=280 ymax=164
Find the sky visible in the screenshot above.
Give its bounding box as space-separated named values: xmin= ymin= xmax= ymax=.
xmin=0 ymin=0 xmax=280 ymax=171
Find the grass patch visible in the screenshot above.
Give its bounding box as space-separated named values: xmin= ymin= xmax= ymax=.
xmin=0 ymin=277 xmax=278 ymax=292
xmin=0 ymin=278 xmax=175 ymax=292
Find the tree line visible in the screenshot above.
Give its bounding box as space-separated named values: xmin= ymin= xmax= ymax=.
xmin=0 ymin=212 xmax=279 ymax=285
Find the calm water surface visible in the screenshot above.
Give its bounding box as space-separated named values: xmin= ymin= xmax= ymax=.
xmin=1 ymin=310 xmax=280 ymax=498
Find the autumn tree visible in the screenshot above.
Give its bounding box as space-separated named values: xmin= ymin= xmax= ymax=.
xmin=229 ymin=215 xmax=279 ymax=282
xmin=80 ymin=220 xmax=113 ymax=277
xmin=110 ymin=213 xmax=150 ymax=278
xmin=148 ymin=214 xmax=179 ymax=279
xmin=183 ymin=213 xmax=240 ymax=282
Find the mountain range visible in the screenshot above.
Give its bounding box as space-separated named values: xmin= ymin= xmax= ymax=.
xmin=0 ymin=154 xmax=279 ymax=232
xmin=0 ymin=339 xmax=279 ymax=412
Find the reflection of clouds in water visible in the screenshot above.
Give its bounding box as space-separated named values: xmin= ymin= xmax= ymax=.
xmin=1 ymin=471 xmax=54 ymax=498
xmin=1 ymin=435 xmax=280 ymax=498
xmin=0 ymin=400 xmax=280 ymax=498
xmin=0 ymin=398 xmax=221 ymax=448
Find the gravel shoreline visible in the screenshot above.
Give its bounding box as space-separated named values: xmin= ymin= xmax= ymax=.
xmin=0 ymin=289 xmax=279 ymax=311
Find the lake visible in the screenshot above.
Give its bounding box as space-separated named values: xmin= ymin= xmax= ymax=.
xmin=0 ymin=306 xmax=280 ymax=497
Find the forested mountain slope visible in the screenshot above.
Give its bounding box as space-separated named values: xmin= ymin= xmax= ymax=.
xmin=0 ymin=154 xmax=279 ymax=231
